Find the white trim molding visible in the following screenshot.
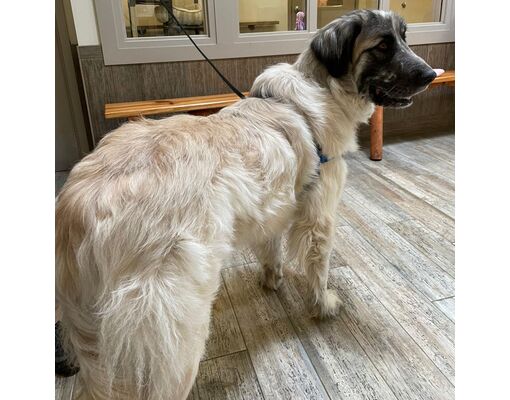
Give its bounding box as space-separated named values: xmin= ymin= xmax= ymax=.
xmin=95 ymin=0 xmax=455 ymax=66
xmin=404 ymin=0 xmax=455 ymax=45
xmin=71 ymin=0 xmax=101 ymax=46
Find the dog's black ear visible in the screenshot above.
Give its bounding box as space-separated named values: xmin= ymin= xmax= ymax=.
xmin=311 ymin=16 xmax=362 ymax=78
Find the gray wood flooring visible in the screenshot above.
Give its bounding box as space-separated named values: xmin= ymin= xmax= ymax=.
xmin=56 ymin=132 xmax=455 ymax=400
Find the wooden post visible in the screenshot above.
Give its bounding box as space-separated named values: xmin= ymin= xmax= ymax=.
xmin=370 ymin=106 xmax=383 ymax=161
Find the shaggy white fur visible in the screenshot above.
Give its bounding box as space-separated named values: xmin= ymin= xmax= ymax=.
xmin=56 ymin=10 xmax=432 ymax=400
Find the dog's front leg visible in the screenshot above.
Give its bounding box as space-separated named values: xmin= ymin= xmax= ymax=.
xmin=295 ymin=213 xmax=341 ymax=318
xmin=289 ymin=161 xmax=346 ymax=318
xmin=253 ymin=235 xmax=284 ymax=290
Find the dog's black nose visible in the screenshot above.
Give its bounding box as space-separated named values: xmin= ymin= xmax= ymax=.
xmin=418 ymin=69 xmax=437 ymax=86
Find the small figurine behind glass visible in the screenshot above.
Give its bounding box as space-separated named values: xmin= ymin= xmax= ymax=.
xmin=296 ymin=11 xmax=306 ymax=30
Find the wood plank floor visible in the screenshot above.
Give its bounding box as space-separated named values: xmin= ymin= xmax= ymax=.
xmin=55 ymin=132 xmax=455 ymax=400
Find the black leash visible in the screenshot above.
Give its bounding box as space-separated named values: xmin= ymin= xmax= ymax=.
xmin=159 ymin=0 xmax=246 ymax=100
xmin=158 ymin=2 xmax=332 ymax=166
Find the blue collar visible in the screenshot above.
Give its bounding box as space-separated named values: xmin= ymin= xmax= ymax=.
xmin=315 ymin=142 xmax=331 ymax=164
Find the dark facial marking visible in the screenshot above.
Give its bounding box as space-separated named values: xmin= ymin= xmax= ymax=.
xmin=310 ymin=13 xmax=362 ymax=78
xmin=356 ymin=13 xmax=435 ymax=107
xmin=370 ymin=34 xmax=397 ymax=54
xmin=309 ymin=10 xmax=435 ymax=108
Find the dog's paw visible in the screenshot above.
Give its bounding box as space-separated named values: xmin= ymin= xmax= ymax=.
xmin=261 ymin=268 xmax=283 ymax=291
xmin=313 ymin=290 xmax=343 ymax=319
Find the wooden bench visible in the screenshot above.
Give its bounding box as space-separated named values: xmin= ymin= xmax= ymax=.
xmin=105 ymin=70 xmax=454 ymax=160
xmin=105 ymin=92 xmax=250 ymax=120
xmin=369 ymin=70 xmax=455 ymax=160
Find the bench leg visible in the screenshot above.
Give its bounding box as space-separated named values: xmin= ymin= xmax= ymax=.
xmin=370 ymin=106 xmax=383 ymax=161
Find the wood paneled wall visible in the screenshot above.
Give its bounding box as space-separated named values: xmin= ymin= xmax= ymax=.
xmin=78 ymin=43 xmax=454 ymax=146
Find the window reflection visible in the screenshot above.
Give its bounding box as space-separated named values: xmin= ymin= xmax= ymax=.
xmin=239 ymin=1 xmax=308 ymax=33
xmin=389 ymin=0 xmax=443 ymax=23
xmin=317 ymin=1 xmax=379 ymax=29
xmin=123 ymin=0 xmax=207 ymax=38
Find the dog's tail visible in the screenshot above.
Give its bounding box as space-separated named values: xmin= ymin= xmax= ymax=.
xmin=57 ymin=229 xmax=216 ymax=400
xmin=96 ymin=238 xmax=212 ymax=400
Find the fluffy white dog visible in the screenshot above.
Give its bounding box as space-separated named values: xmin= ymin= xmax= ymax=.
xmin=56 ymin=10 xmax=435 ymax=399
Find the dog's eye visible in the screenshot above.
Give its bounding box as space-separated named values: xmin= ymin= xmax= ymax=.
xmin=378 ymin=42 xmax=388 ymax=50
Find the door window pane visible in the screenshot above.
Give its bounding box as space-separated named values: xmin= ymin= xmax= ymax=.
xmin=123 ymin=0 xmax=207 ymax=38
xmin=317 ymin=1 xmax=379 ymax=29
xmin=389 ymin=0 xmax=443 ymax=23
xmin=239 ymin=1 xmax=308 ymax=33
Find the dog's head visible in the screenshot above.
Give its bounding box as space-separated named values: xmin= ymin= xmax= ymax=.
xmin=311 ymin=10 xmax=436 ymax=108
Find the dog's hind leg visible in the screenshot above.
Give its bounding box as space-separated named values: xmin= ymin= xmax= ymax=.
xmin=58 ymin=235 xmax=218 ymax=400
xmin=253 ymin=235 xmax=284 ymax=290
